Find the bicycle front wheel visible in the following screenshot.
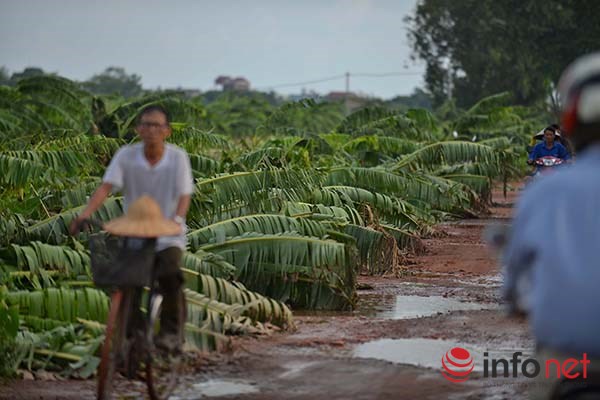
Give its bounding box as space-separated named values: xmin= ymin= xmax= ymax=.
xmin=97 ymin=290 xmax=127 ymax=400
xmin=145 ymin=290 xmax=185 ymax=400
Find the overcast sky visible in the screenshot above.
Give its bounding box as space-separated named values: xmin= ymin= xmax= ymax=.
xmin=0 ymin=0 xmax=423 ymax=99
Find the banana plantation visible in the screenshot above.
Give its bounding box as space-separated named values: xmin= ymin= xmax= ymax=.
xmin=0 ymin=76 xmax=540 ymax=378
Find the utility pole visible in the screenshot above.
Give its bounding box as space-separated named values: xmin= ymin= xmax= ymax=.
xmin=345 ymin=72 xmax=350 ymax=93
xmin=345 ymin=72 xmax=350 ymax=115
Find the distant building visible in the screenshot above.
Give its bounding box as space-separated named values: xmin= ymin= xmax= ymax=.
xmin=155 ymin=87 xmax=201 ymax=98
xmin=325 ymin=91 xmax=367 ymax=111
xmin=215 ymin=75 xmax=250 ymax=91
xmin=287 ymin=88 xmax=321 ymax=102
xmin=171 ymin=88 xmax=202 ymax=98
xmin=214 ymin=75 xmax=230 ymax=86
xmin=179 ymin=88 xmax=202 ymax=98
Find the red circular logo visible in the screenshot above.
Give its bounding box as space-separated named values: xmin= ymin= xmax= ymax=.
xmin=441 ymin=347 xmax=474 ymax=382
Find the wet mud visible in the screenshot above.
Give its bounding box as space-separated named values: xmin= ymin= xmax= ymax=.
xmin=0 ymin=185 xmax=534 ymax=400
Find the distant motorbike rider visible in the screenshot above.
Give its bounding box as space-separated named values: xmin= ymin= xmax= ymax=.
xmin=527 ymin=126 xmax=570 ymax=166
xmin=503 ymin=53 xmax=600 ymax=399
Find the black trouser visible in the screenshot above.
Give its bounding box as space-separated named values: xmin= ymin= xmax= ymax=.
xmin=154 ymin=247 xmax=185 ymax=334
xmin=129 ymin=247 xmax=185 ymax=336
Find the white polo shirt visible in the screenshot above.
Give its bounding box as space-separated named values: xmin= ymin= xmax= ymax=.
xmin=103 ymin=143 xmax=194 ymax=251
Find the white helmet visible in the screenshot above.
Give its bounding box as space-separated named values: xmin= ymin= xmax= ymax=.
xmin=534 ymin=127 xmax=561 ymax=140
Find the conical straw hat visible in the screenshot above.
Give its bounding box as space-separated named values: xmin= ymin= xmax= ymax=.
xmin=104 ymin=195 xmax=181 ymax=238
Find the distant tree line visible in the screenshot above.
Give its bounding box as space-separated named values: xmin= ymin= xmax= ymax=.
xmin=0 ymin=66 xmax=434 ymax=110
xmin=406 ymin=0 xmax=600 ymax=108
xmin=0 ymin=66 xmax=143 ymax=98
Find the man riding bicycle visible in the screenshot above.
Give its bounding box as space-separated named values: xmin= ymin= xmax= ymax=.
xmin=503 ymin=53 xmax=600 ymax=398
xmin=70 ymin=104 xmax=194 ymax=351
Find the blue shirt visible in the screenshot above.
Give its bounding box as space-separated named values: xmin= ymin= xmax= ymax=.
xmin=528 ymin=142 xmax=570 ymax=160
xmin=503 ymin=145 xmax=600 ymax=356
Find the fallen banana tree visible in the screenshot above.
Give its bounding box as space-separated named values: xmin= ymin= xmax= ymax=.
xmin=0 ymin=82 xmax=533 ymax=378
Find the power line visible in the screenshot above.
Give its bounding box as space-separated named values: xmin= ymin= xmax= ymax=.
xmin=257 ymin=74 xmax=345 ymax=90
xmin=352 ymin=71 xmax=422 ymax=77
xmin=256 ymin=71 xmax=422 ymax=91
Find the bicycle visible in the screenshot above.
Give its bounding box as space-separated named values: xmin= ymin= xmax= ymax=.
xmin=83 ymin=219 xmax=185 ymax=400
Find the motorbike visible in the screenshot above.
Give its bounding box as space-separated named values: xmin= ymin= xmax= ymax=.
xmin=531 ymin=156 xmax=564 ymax=179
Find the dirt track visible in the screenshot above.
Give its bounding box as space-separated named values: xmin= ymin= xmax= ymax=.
xmin=0 ymin=186 xmax=534 ymax=400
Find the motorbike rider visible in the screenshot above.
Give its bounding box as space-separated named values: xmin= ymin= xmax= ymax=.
xmin=527 ymin=125 xmax=570 ymax=166
xmin=503 ymin=53 xmax=600 ymax=398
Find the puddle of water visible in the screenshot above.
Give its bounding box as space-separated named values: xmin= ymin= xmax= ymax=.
xmin=182 ymin=379 xmax=259 ymax=398
xmin=355 ymin=338 xmax=467 ymax=369
xmin=399 ymin=281 xmax=433 ymax=286
xmin=379 ymin=295 xmax=499 ymax=320
xmin=354 ymin=293 xmax=396 ymax=317
xmin=448 ymin=385 xmax=526 ymax=400
xmin=299 ymin=276 xmax=500 ymax=319
xmin=453 ymin=273 xmax=503 ymax=288
xmin=449 ymin=218 xmax=511 ymax=226
xmin=294 ymin=295 xmax=396 ymax=318
xmin=278 ymin=361 xmax=320 ymax=379
xmin=354 ymin=338 xmax=532 ymax=372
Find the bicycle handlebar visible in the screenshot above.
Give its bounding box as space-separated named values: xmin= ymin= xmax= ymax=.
xmin=78 ymin=218 xmax=104 ymax=233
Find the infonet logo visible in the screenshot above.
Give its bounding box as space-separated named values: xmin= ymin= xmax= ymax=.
xmin=441 ymin=347 xmax=474 ymax=382
xmin=441 ymin=347 xmax=591 ymax=383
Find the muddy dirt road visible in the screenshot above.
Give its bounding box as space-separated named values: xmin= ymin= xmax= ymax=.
xmin=0 ymin=187 xmax=534 ymax=400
